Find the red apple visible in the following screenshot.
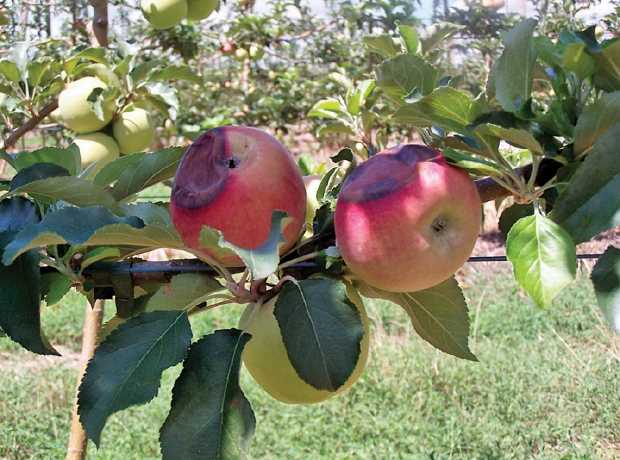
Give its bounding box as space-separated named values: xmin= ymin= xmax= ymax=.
xmin=170 ymin=126 xmax=306 ymax=267
xmin=335 ymin=144 xmax=481 ymax=292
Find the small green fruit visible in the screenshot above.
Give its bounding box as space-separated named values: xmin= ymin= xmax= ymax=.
xmin=235 ymin=48 xmax=249 ymax=61
xmin=79 ymin=63 xmax=121 ymax=88
xmin=73 ymin=132 xmax=120 ymax=176
xmin=141 ymin=0 xmax=188 ymax=29
xmin=249 ymin=44 xmax=264 ymax=60
xmin=239 ymin=286 xmax=369 ymax=404
xmin=187 ymin=0 xmax=218 ymax=20
xmin=113 ymin=106 xmax=155 ymax=154
xmin=58 ymin=77 xmax=114 ymax=134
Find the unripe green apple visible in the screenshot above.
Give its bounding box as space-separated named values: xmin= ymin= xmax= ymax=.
xmin=170 ymin=126 xmax=307 ymax=267
xmin=49 ymin=107 xmax=63 ymax=124
xmin=303 ymin=175 xmax=321 ymax=233
xmin=112 ymin=106 xmax=155 ymax=154
xmin=249 ymin=44 xmax=264 ymax=60
xmin=73 ymin=132 xmax=120 ymax=176
xmin=141 ymin=0 xmax=187 ymax=29
xmin=187 ymin=0 xmax=218 ymax=20
xmin=58 ymin=77 xmax=114 ymax=134
xmin=335 ymin=144 xmax=481 ymax=292
xmin=79 ymin=63 xmax=121 ymax=88
xmin=239 ymin=286 xmax=369 ymax=404
xmin=235 ymin=48 xmax=249 ymax=61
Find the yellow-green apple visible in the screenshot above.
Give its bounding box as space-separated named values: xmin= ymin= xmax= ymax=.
xmin=112 ymin=106 xmax=155 ymax=154
xmin=170 ymin=126 xmax=306 ymax=267
xmin=303 ymin=175 xmax=321 ymax=233
xmin=79 ymin=63 xmax=121 ymax=88
xmin=239 ymin=286 xmax=369 ymax=404
xmin=234 ymin=48 xmax=248 ymax=61
xmin=335 ymin=144 xmax=481 ymax=292
xmin=249 ymin=44 xmax=264 ymax=60
xmin=58 ymin=77 xmax=114 ymax=133
xmin=73 ymin=132 xmax=120 ymax=175
xmin=187 ymin=0 xmax=218 ymax=20
xmin=140 ymin=0 xmax=187 ymax=29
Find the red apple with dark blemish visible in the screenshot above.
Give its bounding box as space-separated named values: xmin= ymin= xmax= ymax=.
xmin=335 ymin=144 xmax=481 ymax=292
xmin=170 ymin=126 xmax=306 ymax=267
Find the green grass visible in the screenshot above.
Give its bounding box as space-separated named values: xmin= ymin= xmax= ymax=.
xmin=1 ymin=269 xmax=618 ymax=459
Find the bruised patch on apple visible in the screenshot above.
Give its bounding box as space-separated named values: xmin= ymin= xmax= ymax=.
xmin=340 ymin=144 xmax=442 ymax=203
xmin=171 ymin=127 xmax=236 ymax=209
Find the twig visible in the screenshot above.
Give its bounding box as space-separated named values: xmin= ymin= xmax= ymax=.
xmin=2 ymin=100 xmax=58 ymax=150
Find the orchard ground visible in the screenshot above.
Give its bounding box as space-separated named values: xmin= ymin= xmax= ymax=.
xmin=1 ymin=267 xmax=618 ymax=459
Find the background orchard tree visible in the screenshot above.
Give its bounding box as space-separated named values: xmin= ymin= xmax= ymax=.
xmin=0 ymin=1 xmax=619 ymax=459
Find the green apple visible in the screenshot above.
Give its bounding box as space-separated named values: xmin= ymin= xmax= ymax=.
xmin=79 ymin=63 xmax=121 ymax=88
xmin=112 ymin=106 xmax=155 ymax=154
xmin=234 ymin=48 xmax=249 ymax=61
xmin=187 ymin=0 xmax=218 ymax=20
xmin=73 ymin=132 xmax=120 ymax=176
xmin=238 ymin=286 xmax=370 ymax=404
xmin=58 ymin=77 xmax=115 ymax=134
xmin=141 ymin=0 xmax=187 ymax=30
xmin=249 ymin=44 xmax=264 ymax=60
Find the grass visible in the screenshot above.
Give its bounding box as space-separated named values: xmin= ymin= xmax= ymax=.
xmin=0 ymin=268 xmax=618 ymax=459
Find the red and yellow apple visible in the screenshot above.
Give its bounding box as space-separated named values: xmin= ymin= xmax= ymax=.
xmin=170 ymin=126 xmax=306 ymax=266
xmin=239 ymin=286 xmax=369 ymax=404
xmin=335 ymin=144 xmax=481 ymax=292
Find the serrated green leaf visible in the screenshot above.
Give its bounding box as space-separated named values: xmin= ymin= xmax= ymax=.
xmin=40 ymin=271 xmax=72 ymax=306
xmin=274 ymin=278 xmax=365 ymax=391
xmin=94 ymin=153 xmax=146 ymax=187
xmin=562 ymin=42 xmax=595 ymax=80
xmin=8 ymin=176 xmax=118 ymax=209
xmin=0 ymin=60 xmax=20 ymax=82
xmin=79 ymin=311 xmax=192 ymax=446
xmin=593 ymin=39 xmax=620 ymax=92
xmin=421 ymin=22 xmax=463 ymax=54
xmin=363 ymin=35 xmax=401 ymax=58
xmin=375 ymin=54 xmax=438 ymax=101
xmin=394 ymin=87 xmax=488 ymax=133
xmin=498 ymin=203 xmax=533 ymax=239
xmin=551 ymin=124 xmax=620 ymax=243
xmin=308 ymin=98 xmax=347 ymax=119
xmin=358 ymin=277 xmax=476 ymax=361
xmin=144 ymin=82 xmax=179 ymax=119
xmin=475 ymin=124 xmax=544 ymax=155
xmin=80 ymin=247 xmax=122 ymax=270
xmin=494 ymin=19 xmax=538 ymax=113
xmin=591 ymin=246 xmax=620 ymax=333
xmin=573 ymin=91 xmax=620 ymax=156
xmin=398 ymin=24 xmax=420 ymax=54
xmin=12 ymin=145 xmax=81 ymax=176
xmin=506 ymin=213 xmax=576 ymax=308
xmin=112 ymin=147 xmax=184 ymax=200
xmin=10 ymin=163 xmax=70 ymax=191
xmin=148 ymin=65 xmax=202 ymax=84
xmin=442 ymin=148 xmax=503 ymax=176
xmin=160 ymin=329 xmax=255 ymax=460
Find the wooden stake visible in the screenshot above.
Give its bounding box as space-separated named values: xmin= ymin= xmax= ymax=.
xmin=66 ymin=300 xmax=105 ymax=460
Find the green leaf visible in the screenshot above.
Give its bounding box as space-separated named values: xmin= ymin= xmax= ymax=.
xmin=573 ymin=91 xmax=620 ymax=156
xmin=308 ymin=98 xmax=347 ymax=120
xmin=398 ymin=24 xmax=420 ymax=55
xmin=93 ymin=153 xmax=146 ymax=187
xmin=12 ymin=145 xmax=81 ymax=176
xmin=551 ymin=124 xmax=620 ymax=243
xmin=65 ymin=47 xmax=108 ymax=74
xmin=316 ymin=166 xmax=339 ymax=203
xmin=0 ymin=197 xmax=57 ymax=355
xmin=200 ymin=211 xmax=290 ymax=280
xmin=40 ymin=271 xmax=72 ymax=306
xmin=8 ymin=176 xmax=118 ymax=210
xmin=562 ymin=42 xmax=595 ymax=80
xmin=494 ymin=19 xmax=538 ymax=113
xmin=357 ymin=277 xmax=476 ymax=361
xmin=421 ymin=22 xmax=463 ymax=54
xmin=474 ymin=124 xmax=544 ymax=155
xmin=144 ymin=273 xmax=223 ymax=313
xmin=10 ymin=163 xmax=70 ymax=191
xmin=144 ymin=82 xmax=179 ymax=119
xmin=363 ymin=35 xmax=401 ymax=58
xmin=498 ymin=203 xmax=533 ymax=239
xmin=346 ymin=80 xmax=375 ymax=116
xmin=148 ymin=65 xmax=202 ymax=84
xmin=112 ymin=147 xmax=184 ymax=200
xmin=160 ymin=329 xmax=255 ymax=460
xmin=2 ymin=206 xmax=142 ymax=265
xmin=274 ymin=278 xmax=365 ymax=391
xmin=80 ymin=247 xmax=122 ymax=270
xmin=375 ymin=54 xmax=438 ymax=101
xmin=0 ymin=60 xmax=20 ymax=82
xmin=506 ymin=213 xmax=576 ymax=308
xmin=593 ymin=39 xmax=620 ymax=92
xmin=394 ymin=87 xmax=488 ymax=133
xmin=442 ymin=148 xmax=503 ymax=176
xmin=591 ymin=246 xmax=620 ymax=334
xmin=78 ymin=311 xmax=192 ymax=446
